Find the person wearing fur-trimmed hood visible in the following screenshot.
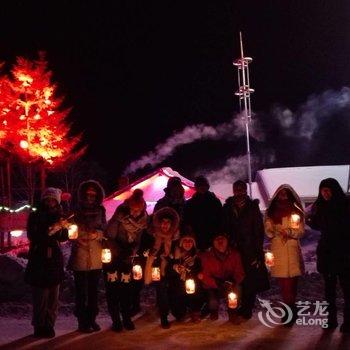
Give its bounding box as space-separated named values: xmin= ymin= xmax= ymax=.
xmin=68 ymin=180 xmax=107 ymax=333
xmin=144 ymin=206 xmax=180 ymax=328
xmin=264 ymin=184 xmax=305 ymax=326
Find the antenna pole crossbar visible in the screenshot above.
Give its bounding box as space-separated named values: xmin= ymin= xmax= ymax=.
xmin=233 ymin=32 xmax=254 ymax=197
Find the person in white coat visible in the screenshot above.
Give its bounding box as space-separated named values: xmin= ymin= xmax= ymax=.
xmin=264 ymin=184 xmax=304 ymax=326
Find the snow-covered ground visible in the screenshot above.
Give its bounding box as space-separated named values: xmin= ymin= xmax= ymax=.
xmin=0 ymin=229 xmax=348 ymax=349
xmin=1 ymin=308 xmax=349 ymax=350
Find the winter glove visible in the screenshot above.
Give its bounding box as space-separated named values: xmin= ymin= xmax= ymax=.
xmin=48 ymin=218 xmax=67 ymax=236
xmin=183 ymin=255 xmax=195 ymax=267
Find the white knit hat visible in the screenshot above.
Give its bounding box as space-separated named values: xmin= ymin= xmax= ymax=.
xmin=41 ymin=187 xmax=62 ymax=204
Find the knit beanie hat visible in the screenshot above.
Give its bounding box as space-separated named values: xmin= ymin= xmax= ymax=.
xmin=179 ymin=231 xmax=196 ymax=248
xmin=41 ymin=187 xmax=62 ymax=204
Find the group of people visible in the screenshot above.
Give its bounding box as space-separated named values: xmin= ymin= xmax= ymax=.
xmin=24 ymin=175 xmax=350 ymax=338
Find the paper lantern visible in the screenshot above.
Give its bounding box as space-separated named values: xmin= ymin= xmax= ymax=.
xmin=185 ymin=278 xmax=196 ymax=294
xmin=151 ymin=267 xmax=161 ymax=281
xmin=132 ymin=264 xmax=143 ymax=280
xmin=290 ymin=214 xmax=301 ymax=229
xmin=265 ymin=251 xmax=275 ymax=267
xmin=227 ymin=292 xmax=238 ymax=309
xmin=101 ymin=248 xmax=112 ymax=263
xmin=68 ymin=224 xmax=78 ymax=239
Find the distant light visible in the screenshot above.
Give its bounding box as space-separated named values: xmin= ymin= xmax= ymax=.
xmin=20 ymin=140 xmax=29 ymax=149
xmin=10 ymin=230 xmax=24 ymax=237
xmin=153 ymin=175 xmax=168 ymax=190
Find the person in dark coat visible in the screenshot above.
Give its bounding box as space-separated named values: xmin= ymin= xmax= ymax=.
xmin=144 ymin=206 xmax=180 ymax=329
xmin=199 ymin=232 xmax=245 ymax=321
xmin=104 ymin=189 xmax=149 ymax=331
xmin=222 ymin=180 xmax=269 ymax=320
xmin=307 ymin=178 xmax=350 ymax=333
xmin=184 ymin=176 xmax=223 ymax=251
xmin=154 ymin=176 xmax=186 ymax=221
xmin=68 ymin=180 xmax=107 ymax=333
xmin=24 ymin=187 xmax=68 ymax=338
xmin=167 ymin=231 xmax=204 ymax=323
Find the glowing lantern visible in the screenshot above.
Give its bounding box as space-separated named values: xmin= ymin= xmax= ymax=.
xmin=185 ymin=278 xmax=196 ymax=294
xmin=10 ymin=230 xmax=24 ymax=237
xmin=290 ymin=214 xmax=301 ymax=229
xmin=151 ymin=267 xmax=161 ymax=281
xmin=101 ymin=248 xmax=112 ymax=263
xmin=20 ymin=140 xmax=29 ymax=149
xmin=227 ymin=292 xmax=238 ymax=309
xmin=265 ymin=251 xmax=275 ymax=267
xmin=132 ymin=264 xmax=143 ymax=280
xmin=68 ymin=224 xmax=78 ymax=239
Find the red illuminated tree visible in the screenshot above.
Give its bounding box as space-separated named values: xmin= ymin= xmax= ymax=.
xmin=0 ymin=52 xmax=84 ymax=168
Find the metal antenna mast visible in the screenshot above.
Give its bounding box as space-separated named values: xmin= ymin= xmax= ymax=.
xmin=233 ymin=32 xmax=254 ymax=197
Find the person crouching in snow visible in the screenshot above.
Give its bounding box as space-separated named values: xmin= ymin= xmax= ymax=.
xmin=24 ymin=187 xmax=68 ymax=338
xmin=264 ymin=184 xmax=305 ymax=327
xmin=104 ymin=189 xmax=149 ymax=331
xmin=199 ymin=232 xmax=245 ymax=321
xmin=167 ymin=231 xmax=204 ymax=323
xmin=144 ymin=206 xmax=180 ymax=328
xmin=68 ymin=180 xmax=107 ymax=333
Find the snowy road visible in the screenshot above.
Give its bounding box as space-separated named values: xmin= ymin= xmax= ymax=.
xmin=1 ymin=311 xmax=349 ymax=350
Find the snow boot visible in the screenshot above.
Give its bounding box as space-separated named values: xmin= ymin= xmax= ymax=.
xmin=33 ymin=326 xmax=46 ymax=338
xmin=191 ymin=311 xmax=201 ymax=323
xmin=44 ymin=326 xmax=56 ymax=338
xmin=323 ymin=312 xmax=338 ymax=330
xmin=210 ymin=310 xmax=219 ymax=321
xmin=122 ymin=315 xmax=135 ymax=331
xmin=340 ymin=323 xmax=350 ymax=333
xmin=161 ymin=315 xmax=170 ymax=329
xmin=78 ymin=317 xmax=93 ymax=333
xmin=90 ymin=320 xmax=101 ymax=332
xmin=112 ymin=316 xmax=123 ymax=332
xmin=284 ymin=304 xmax=297 ymax=327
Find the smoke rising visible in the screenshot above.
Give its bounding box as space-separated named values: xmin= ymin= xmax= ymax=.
xmin=202 ymin=155 xmax=258 ymax=186
xmin=272 ymin=87 xmax=350 ymax=139
xmin=124 ymin=113 xmax=264 ymax=174
xmin=124 ymin=87 xmax=350 ymax=177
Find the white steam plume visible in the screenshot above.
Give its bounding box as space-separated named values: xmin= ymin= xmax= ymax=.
xmin=272 ymin=87 xmax=350 ymax=139
xmin=124 ymin=113 xmax=264 ymax=174
xmin=202 ymin=155 xmax=259 ymax=186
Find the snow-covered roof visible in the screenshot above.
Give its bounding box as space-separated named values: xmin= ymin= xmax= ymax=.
xmin=103 ymin=167 xmax=195 ymax=220
xmin=256 ymin=165 xmax=350 ymax=202
xmin=103 ymin=165 xmax=350 ymax=218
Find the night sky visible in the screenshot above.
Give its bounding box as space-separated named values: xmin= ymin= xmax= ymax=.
xmin=1 ymin=1 xmax=350 ymax=190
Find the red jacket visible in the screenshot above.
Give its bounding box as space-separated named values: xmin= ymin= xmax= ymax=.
xmin=199 ymin=248 xmax=245 ymax=289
